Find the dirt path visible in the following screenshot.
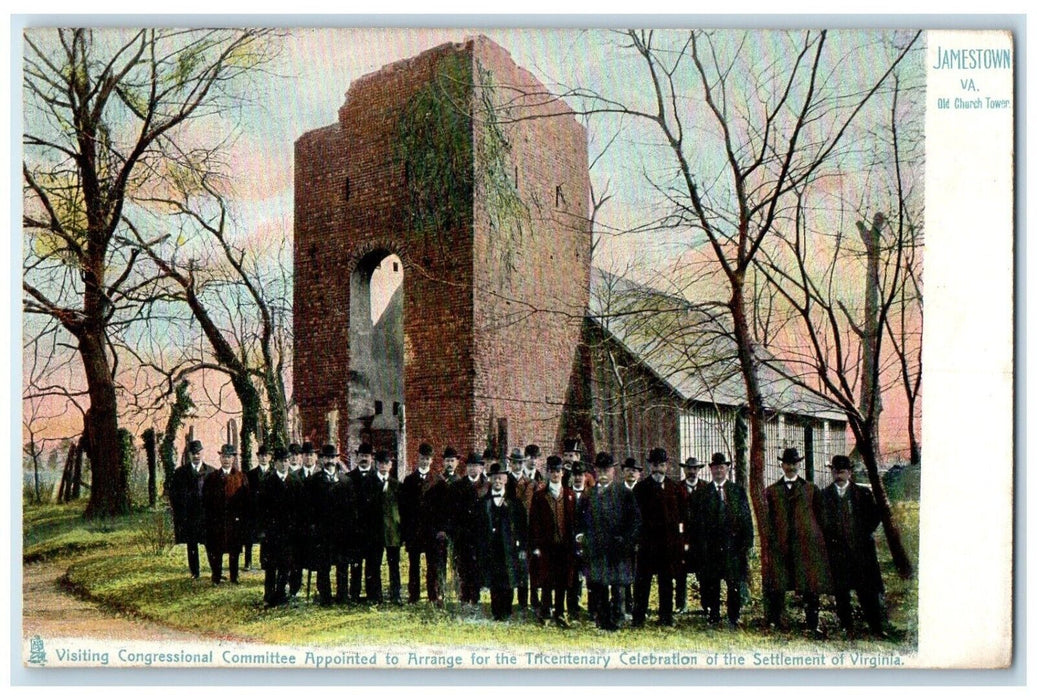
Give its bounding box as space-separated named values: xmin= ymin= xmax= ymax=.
xmin=22 ymin=558 xmax=198 ymax=641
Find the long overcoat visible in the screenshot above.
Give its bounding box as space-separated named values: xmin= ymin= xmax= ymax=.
xmin=475 ymin=494 xmax=528 ymax=589
xmin=244 ymin=466 xmax=264 ymax=545
xmin=330 ymin=474 xmax=359 ymax=566
xmin=819 ymin=482 xmax=884 ymax=594
xmin=349 ymin=469 xmax=379 ymax=556
xmin=258 ymin=470 xmax=297 ymax=570
xmin=399 ymin=470 xmax=448 ymax=553
xmin=170 ymin=463 xmax=209 ymax=544
xmin=679 ymin=480 xmax=711 ymax=574
xmin=527 ymin=486 xmax=577 ymax=589
xmin=202 ymin=468 xmax=250 ymax=554
xmin=368 ymin=474 xmax=402 ymax=549
xmin=633 ymin=477 xmax=686 ymax=578
xmin=696 ymin=480 xmax=754 ymax=581
xmin=763 ymin=477 xmax=832 ymax=594
xmin=303 ymin=468 xmax=338 ymax=570
xmin=577 ymin=483 xmax=642 ymax=586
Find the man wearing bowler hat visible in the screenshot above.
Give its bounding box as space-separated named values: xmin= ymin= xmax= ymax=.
xmin=528 ymin=457 xmax=577 ymax=627
xmin=675 ymin=456 xmax=710 ymax=614
xmin=476 ymin=462 xmax=528 ymax=621
xmin=202 ymin=443 xmax=250 ymax=585
xmin=447 ymin=451 xmax=489 ymax=609
xmin=243 ymin=444 xmax=271 ymax=571
xmin=697 ymin=452 xmax=753 ymax=627
xmin=820 ymin=455 xmax=887 ymax=637
xmin=632 ymin=448 xmax=684 ymax=627
xmin=303 ymin=444 xmax=340 ymax=605
xmin=170 ymin=440 xmax=213 ymax=579
xmin=524 ymin=444 xmax=545 ymax=483
xmin=257 ymin=446 xmax=297 ymax=606
xmin=506 ymin=447 xmax=538 ymax=613
xmin=400 ymin=442 xmax=449 ymax=605
xmin=347 ymin=442 xmax=377 ymax=601
xmin=763 ymin=447 xmax=832 ymax=634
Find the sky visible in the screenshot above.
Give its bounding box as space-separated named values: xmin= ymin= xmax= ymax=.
xmin=19 ymin=27 xmax=925 ymax=462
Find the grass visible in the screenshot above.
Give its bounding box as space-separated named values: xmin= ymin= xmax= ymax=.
xmin=25 ymin=499 xmax=918 ymax=653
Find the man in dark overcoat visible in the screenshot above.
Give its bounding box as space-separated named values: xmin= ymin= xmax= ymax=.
xmin=329 ymin=450 xmax=358 ymax=604
xmin=287 ymin=448 xmax=309 ymax=598
xmin=763 ymin=447 xmax=832 ymax=634
xmin=528 ymin=458 xmax=576 ymax=627
xmin=631 ymin=448 xmax=684 ymax=627
xmin=400 ymin=442 xmax=449 ymax=605
xmin=476 ymin=462 xmax=528 ymax=621
xmin=446 ymin=452 xmax=489 ymax=608
xmin=367 ymin=450 xmax=403 ymax=604
xmin=697 ymin=453 xmax=754 ymax=627
xmin=820 ymin=455 xmax=887 ymax=637
xmin=170 ymin=439 xmax=213 ymax=579
xmin=243 ymin=444 xmax=270 ymax=571
xmin=257 ymin=446 xmax=296 ymax=606
xmin=304 ymin=444 xmax=340 ymax=605
xmin=348 ymin=442 xmax=377 ymax=602
xmin=505 ymin=447 xmax=539 ymax=613
xmin=202 ymin=444 xmax=250 ymax=585
xmin=576 ymin=458 xmax=641 ymax=630
xmin=676 ymin=456 xmax=710 ymax=614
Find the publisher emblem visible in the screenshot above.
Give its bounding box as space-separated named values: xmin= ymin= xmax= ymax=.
xmin=28 ymin=635 xmax=47 ymax=665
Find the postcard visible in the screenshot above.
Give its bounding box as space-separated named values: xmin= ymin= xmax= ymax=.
xmin=18 ymin=24 xmax=1014 ymax=674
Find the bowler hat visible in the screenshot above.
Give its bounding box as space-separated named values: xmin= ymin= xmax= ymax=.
xmin=375 ymin=450 xmax=391 ymax=463
xmin=320 ymin=444 xmax=338 ymax=458
xmin=482 ymin=447 xmax=497 ymax=461
xmin=288 ymin=442 xmax=301 ymax=455
xmin=220 ymin=443 xmax=237 ymax=457
xmin=622 ymin=457 xmax=642 ymax=472
xmin=683 ymin=456 xmax=702 ymax=469
xmin=466 ymin=452 xmax=484 ymax=466
xmin=648 ymin=447 xmax=668 ymax=464
xmin=188 ymin=440 xmax=203 ymax=455
xmin=779 ymin=447 xmax=804 ymax=464
xmin=571 ymin=462 xmax=586 ymax=476
xmin=443 ymin=446 xmax=458 ymax=459
xmin=594 ymin=452 xmax=614 ymax=469
xmin=301 ymin=441 xmax=315 ymax=455
xmin=524 ymin=444 xmax=541 ymax=458
xmin=829 ymin=455 xmax=853 ymax=471
xmin=487 ymin=462 xmax=507 ymax=476
xmin=546 ymin=455 xmax=563 ymax=469
xmin=509 ymin=448 xmax=526 ymax=462
xmin=257 ymin=444 xmax=268 ymax=456
xmin=418 ymin=442 xmax=433 ymax=457
xmin=563 ymin=438 xmax=582 ymax=453
xmin=709 ymin=452 xmax=731 ymax=467
xmin=273 ymin=446 xmax=289 ymax=460
xmin=357 ymin=443 xmax=373 ymax=455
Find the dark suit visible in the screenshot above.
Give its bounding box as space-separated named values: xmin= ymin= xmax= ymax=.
xmin=170 ymin=462 xmax=211 ymax=578
xmin=348 ymin=468 xmax=378 ymax=601
xmin=763 ymin=476 xmax=832 ymax=629
xmin=577 ymin=482 xmax=641 ymax=630
xmin=475 ymin=491 xmax=528 ymax=620
xmin=304 ymin=467 xmax=338 ymax=604
xmin=202 ymin=468 xmax=250 ymax=584
xmin=400 ymin=469 xmax=448 ymax=603
xmin=330 ymin=474 xmax=359 ymax=603
xmin=367 ymin=473 xmax=403 ymax=603
xmin=257 ymin=469 xmax=297 ymax=605
xmin=632 ymin=477 xmax=685 ymax=625
xmin=506 ymin=471 xmax=540 ymax=609
xmin=287 ymin=468 xmax=309 ymax=596
xmin=697 ymin=479 xmax=753 ymax=624
xmin=243 ymin=466 xmax=265 ymax=569
xmin=820 ymin=482 xmax=886 ymax=634
xmin=447 ymin=475 xmax=489 ymax=604
xmin=528 ymin=485 xmax=577 ymax=621
xmin=675 ymin=479 xmax=710 ymax=612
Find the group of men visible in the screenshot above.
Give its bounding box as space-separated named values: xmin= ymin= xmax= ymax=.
xmin=169 ymin=437 xmax=888 ymax=638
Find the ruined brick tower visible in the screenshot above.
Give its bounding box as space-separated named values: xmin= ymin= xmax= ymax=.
xmin=294 ymin=36 xmax=590 ymax=471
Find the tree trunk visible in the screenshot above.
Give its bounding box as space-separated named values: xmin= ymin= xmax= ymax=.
xmin=143 ymin=428 xmax=158 ymax=508
xmin=734 ymin=408 xmax=749 ymax=486
xmin=262 ymin=369 xmax=290 ymax=450
xmin=852 ymin=419 xmax=914 ymax=579
xmin=80 ymin=333 xmax=130 ymax=518
xmin=233 ymin=374 xmax=262 ymax=473
xmin=907 ymin=395 xmax=921 ymax=465
xmin=857 ymin=215 xmax=885 ymax=464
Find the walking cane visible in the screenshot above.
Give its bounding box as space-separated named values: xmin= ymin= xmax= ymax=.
xmin=306 ymin=569 xmax=312 ymax=602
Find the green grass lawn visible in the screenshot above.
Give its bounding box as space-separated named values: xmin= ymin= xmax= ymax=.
xmin=24 ymin=500 xmax=918 ymax=653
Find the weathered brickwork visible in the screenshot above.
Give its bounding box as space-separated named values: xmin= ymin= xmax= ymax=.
xmin=294 ymin=36 xmax=590 ymax=470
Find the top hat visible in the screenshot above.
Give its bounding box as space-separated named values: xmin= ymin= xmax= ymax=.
xmin=524 ymin=444 xmax=541 ymax=459
xmin=187 ymin=440 xmax=203 ymax=455
xmin=647 ymin=447 xmax=668 ymax=464
xmin=301 ymin=441 xmax=315 ymax=455
xmin=272 ymin=445 xmax=289 ymax=461
xmin=562 ymin=438 xmax=582 ymax=453
xmin=288 ymin=442 xmax=301 ymax=455
xmin=622 ymin=457 xmax=643 ymax=471
xmin=357 ymin=443 xmax=373 ymax=456
xmin=709 ymin=452 xmax=731 ymax=467
xmin=418 ymin=442 xmax=433 ymax=457
xmin=594 ymin=452 xmax=614 ymax=468
xmin=443 ymin=446 xmax=458 ymax=459
xmin=509 ymin=448 xmax=526 ymax=462
xmin=486 ymin=462 xmax=507 ymax=476
xmin=546 ymin=455 xmax=563 ymax=469
xmin=683 ymin=456 xmax=702 ymax=469
xmin=320 ymin=444 xmax=339 ymax=459
xmin=257 ymin=444 xmax=268 ymax=456
xmin=374 ymin=450 xmax=392 ymax=463
xmin=466 ymin=452 xmax=484 ymax=466
xmin=779 ymin=447 xmax=804 ymax=464
xmin=220 ymin=444 xmax=238 ymax=457
xmin=829 ymin=455 xmax=853 ymax=471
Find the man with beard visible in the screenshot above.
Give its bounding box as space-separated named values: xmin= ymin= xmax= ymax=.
xmin=763 ymin=447 xmax=832 ymax=635
xmin=447 ymin=452 xmax=489 ymax=610
xmin=400 ymin=442 xmax=448 ymax=605
xmin=820 ymin=455 xmax=887 ymax=638
xmin=632 ymin=448 xmax=684 ymax=627
xmin=202 ymin=444 xmax=250 ymax=585
xmin=476 ymin=462 xmax=528 ymax=621
xmin=528 ymin=457 xmax=576 ymax=627
xmin=576 ymin=457 xmax=641 ymax=631
xmin=257 ymin=446 xmax=297 ymax=607
xmin=676 ymin=456 xmax=710 ymax=614
xmin=170 ymin=440 xmax=213 ymax=579
xmin=697 ymin=453 xmax=754 ymax=628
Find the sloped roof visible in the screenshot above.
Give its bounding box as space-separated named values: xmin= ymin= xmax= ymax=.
xmin=589 ymin=267 xmax=845 ymax=422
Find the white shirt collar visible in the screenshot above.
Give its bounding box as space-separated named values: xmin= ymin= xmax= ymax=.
xmin=835 ymin=482 xmax=849 ymax=496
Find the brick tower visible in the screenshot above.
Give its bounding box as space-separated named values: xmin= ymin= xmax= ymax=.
xmin=294 ymin=36 xmax=590 ymax=473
